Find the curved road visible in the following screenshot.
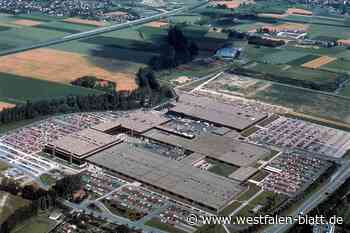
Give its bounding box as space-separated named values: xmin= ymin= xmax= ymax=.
xmin=0 ymin=0 xmax=208 ymax=57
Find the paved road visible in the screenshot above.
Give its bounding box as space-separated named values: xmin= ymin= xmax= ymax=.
xmin=263 ymin=160 xmax=350 ymax=233
xmin=0 ymin=1 xmax=208 ymax=57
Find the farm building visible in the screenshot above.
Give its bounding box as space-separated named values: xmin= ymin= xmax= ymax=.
xmin=215 ymin=47 xmax=241 ymax=60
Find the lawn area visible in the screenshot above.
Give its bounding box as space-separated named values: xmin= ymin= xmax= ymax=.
xmin=235 ymin=191 xmax=287 ymax=218
xmin=0 ymin=72 xmax=102 ymax=104
xmin=207 ymin=158 xmax=239 ymax=177
xmin=39 ymin=174 xmax=57 ymax=187
xmin=145 ymin=218 xmax=187 ymax=233
xmin=0 ymin=161 xmax=9 ymax=171
xmin=220 ymin=184 xmax=261 ymax=216
xmin=10 ymin=215 xmax=56 ymax=233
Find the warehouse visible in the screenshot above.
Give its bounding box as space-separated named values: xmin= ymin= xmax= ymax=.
xmin=169 ymin=93 xmax=268 ymax=131
xmin=44 ymin=128 xmax=124 ymax=165
xmin=143 ymin=128 xmax=271 ymax=167
xmin=92 ymin=111 xmax=170 ymax=135
xmin=86 ymin=141 xmax=245 ymax=213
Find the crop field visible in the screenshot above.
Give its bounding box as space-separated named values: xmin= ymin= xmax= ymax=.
xmin=0 ymin=72 xmax=102 ymax=104
xmin=263 ymin=22 xmax=309 ymax=32
xmin=248 ymin=63 xmax=338 ymax=84
xmin=308 ymin=24 xmax=350 ymax=40
xmin=14 ymin=19 xmax=43 ymax=26
xmin=253 ymin=83 xmax=350 ymax=123
xmin=286 ymin=54 xmax=320 ymax=66
xmin=63 ymin=17 xmax=105 ymax=27
xmin=301 ymin=56 xmax=337 ymax=69
xmin=146 ymin=20 xmax=169 ymax=28
xmin=259 ymin=50 xmax=308 ymax=64
xmin=34 ymin=21 xmax=96 ymax=33
xmin=206 ymin=74 xmax=350 ymax=124
xmin=80 ymin=36 xmax=163 ymax=52
xmin=0 ymin=101 xmax=15 ymax=111
xmin=323 ymin=59 xmax=350 ymax=73
xmin=0 ymin=48 xmax=138 ymax=91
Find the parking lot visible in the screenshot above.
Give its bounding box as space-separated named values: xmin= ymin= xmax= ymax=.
xmin=248 ymin=116 xmax=350 ymax=159
xmin=263 ymin=151 xmax=332 ymax=196
xmin=0 ymin=143 xmax=58 ymax=177
xmin=0 ymin=112 xmax=126 ymax=177
xmin=82 ymin=164 xmax=127 ymax=199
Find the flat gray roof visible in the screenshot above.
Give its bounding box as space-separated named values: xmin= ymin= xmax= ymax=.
xmin=229 ymin=167 xmax=258 ymax=182
xmin=171 ymin=93 xmax=268 ymax=131
xmin=86 ymin=142 xmax=244 ymax=211
xmin=46 ymin=128 xmax=122 ymax=158
xmin=92 ymin=111 xmax=170 ymax=133
xmin=143 ymin=129 xmax=270 ymax=167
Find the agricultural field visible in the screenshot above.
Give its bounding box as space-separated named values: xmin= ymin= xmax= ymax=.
xmin=301 ymin=56 xmax=336 ymax=69
xmin=0 ymin=11 xmax=231 ymax=89
xmin=0 ymin=72 xmax=101 ymax=104
xmin=246 ymin=62 xmax=340 ymax=86
xmin=0 ymin=101 xmax=15 ymax=111
xmin=258 ymin=50 xmax=309 ymax=64
xmin=0 ymin=48 xmax=139 ymax=91
xmin=323 ymin=58 xmax=350 ymax=73
xmin=204 ymin=73 xmax=350 ymax=125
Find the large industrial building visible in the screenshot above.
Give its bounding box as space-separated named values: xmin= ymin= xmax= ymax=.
xmin=169 ymin=93 xmax=268 ymax=131
xmin=44 ymin=93 xmax=272 ymax=212
xmin=86 ymin=142 xmax=245 ymax=212
xmin=44 ymin=128 xmax=124 ymax=166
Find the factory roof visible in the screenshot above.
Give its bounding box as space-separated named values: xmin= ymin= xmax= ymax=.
xmin=92 ymin=111 xmax=170 ymax=133
xmin=143 ymin=129 xmax=270 ymax=167
xmin=46 ymin=128 xmax=123 ymax=158
xmin=86 ymin=142 xmax=244 ymax=211
xmin=170 ymin=93 xmax=268 ymax=131
xmin=229 ymin=167 xmax=258 ymax=182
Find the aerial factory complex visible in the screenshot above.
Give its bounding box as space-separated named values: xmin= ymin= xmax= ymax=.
xmin=2 ymin=0 xmax=350 ymax=233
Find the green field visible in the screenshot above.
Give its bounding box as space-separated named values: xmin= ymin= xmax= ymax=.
xmin=207 ymin=158 xmax=239 ymax=177
xmin=0 ymin=72 xmax=102 ymax=104
xmin=286 ymin=54 xmax=320 ymax=66
xmin=252 ymin=82 xmax=350 ymax=123
xmin=338 ymin=84 xmax=350 ymax=97
xmin=145 ymin=218 xmax=187 ymax=233
xmin=0 ymin=192 xmax=30 ymax=224
xmin=323 ymin=58 xmax=350 ymax=73
xmin=248 ymin=62 xmax=339 ymax=85
xmin=10 ymin=215 xmax=56 ymax=233
xmin=259 ymin=50 xmax=308 ymax=64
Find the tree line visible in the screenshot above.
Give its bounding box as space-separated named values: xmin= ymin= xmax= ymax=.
xmin=71 ymin=75 xmax=117 ymax=92
xmin=0 ymin=174 xmax=83 ymax=233
xmin=0 ymin=75 xmax=175 ymax=125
